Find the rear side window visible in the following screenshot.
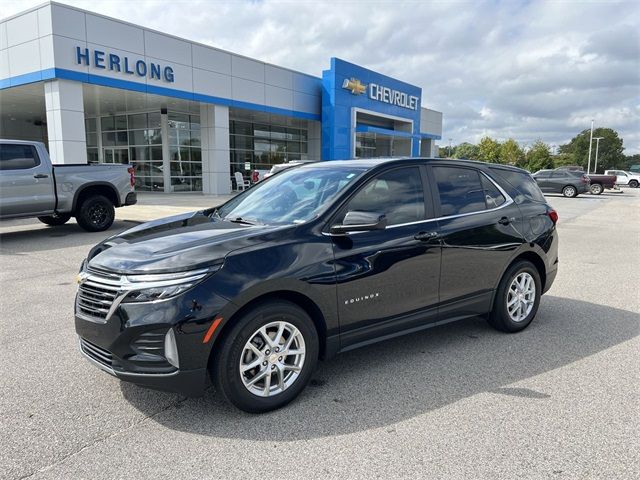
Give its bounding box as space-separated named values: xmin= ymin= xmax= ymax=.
xmin=0 ymin=144 xmax=40 ymax=170
xmin=480 ymin=175 xmax=506 ymax=208
xmin=343 ymin=167 xmax=426 ymax=225
xmin=433 ymin=166 xmax=486 ymax=216
xmin=491 ymin=168 xmax=546 ymax=203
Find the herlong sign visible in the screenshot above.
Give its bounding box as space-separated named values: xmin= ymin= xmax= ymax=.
xmin=75 ymin=47 xmax=175 ymax=83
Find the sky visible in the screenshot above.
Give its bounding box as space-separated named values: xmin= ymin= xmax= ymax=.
xmin=4 ymin=0 xmax=640 ymax=153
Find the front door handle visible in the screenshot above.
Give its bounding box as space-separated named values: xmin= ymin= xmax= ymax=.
xmin=33 ymin=174 xmax=49 ymax=179
xmin=414 ymin=231 xmax=439 ymax=241
xmin=498 ymin=216 xmax=515 ymax=225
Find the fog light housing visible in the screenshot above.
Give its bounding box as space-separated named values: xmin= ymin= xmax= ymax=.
xmin=164 ymin=329 xmax=179 ymax=368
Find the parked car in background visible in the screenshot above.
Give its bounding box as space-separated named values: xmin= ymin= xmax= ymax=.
xmin=0 ymin=140 xmax=136 ymax=231
xmin=584 ymin=173 xmax=617 ymax=195
xmin=263 ymin=160 xmax=315 ymax=180
xmin=76 ymin=157 xmax=558 ymax=412
xmin=604 ymin=170 xmax=640 ymax=188
xmin=532 ymin=169 xmax=589 ymax=197
xmin=629 ymin=165 xmax=640 ymax=174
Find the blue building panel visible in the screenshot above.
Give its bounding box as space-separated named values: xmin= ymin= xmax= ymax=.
xmin=321 ymin=57 xmax=423 ymax=160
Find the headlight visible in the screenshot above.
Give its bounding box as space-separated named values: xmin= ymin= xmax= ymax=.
xmin=120 ymin=265 xmax=221 ymax=303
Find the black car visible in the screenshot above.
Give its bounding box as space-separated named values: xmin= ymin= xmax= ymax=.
xmin=532 ymin=169 xmax=590 ymax=197
xmin=76 ymin=158 xmax=559 ymax=413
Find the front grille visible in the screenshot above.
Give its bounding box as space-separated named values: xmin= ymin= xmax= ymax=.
xmin=77 ymin=280 xmax=119 ymax=320
xmin=80 ymin=338 xmax=113 ymax=369
xmin=131 ymin=331 xmax=165 ymax=355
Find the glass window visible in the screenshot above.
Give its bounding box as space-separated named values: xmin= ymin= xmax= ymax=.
xmin=0 ymin=144 xmax=39 ymax=170
xmin=343 ymin=167 xmax=426 ymax=226
xmin=189 ymin=115 xmax=200 ymax=130
xmin=86 ymin=132 xmax=98 ymax=147
xmin=217 ymin=166 xmax=365 ymax=225
xmin=551 ymin=171 xmax=566 ymax=178
xmin=85 ymin=118 xmax=97 ymax=132
xmin=433 ymin=166 xmax=486 ymax=216
xmin=115 ymin=115 xmax=127 ymax=130
xmin=116 ymin=131 xmax=128 ymax=146
xmin=148 ymin=112 xmax=161 ymax=128
xmin=101 ymin=116 xmax=115 ymax=131
xmin=87 ymin=148 xmax=99 ymax=164
xmin=130 ymin=130 xmax=147 ymax=146
xmin=128 ymin=113 xmax=147 ymax=129
xmin=490 ymin=168 xmax=546 ymax=203
xmin=150 ymin=146 xmax=163 ymax=160
xmin=480 ymin=174 xmax=506 ymax=209
xmin=534 ymin=170 xmax=551 ymax=178
xmin=102 ymin=132 xmax=115 ymax=147
xmin=129 ymin=146 xmax=149 ymax=161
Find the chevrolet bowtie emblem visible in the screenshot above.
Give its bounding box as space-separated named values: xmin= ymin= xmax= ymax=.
xmin=342 ymin=78 xmax=367 ymax=95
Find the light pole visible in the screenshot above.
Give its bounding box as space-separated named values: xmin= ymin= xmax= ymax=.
xmin=587 ymin=119 xmax=594 ymax=174
xmin=448 ymin=138 xmax=452 ymax=158
xmin=593 ymin=137 xmax=604 ymax=173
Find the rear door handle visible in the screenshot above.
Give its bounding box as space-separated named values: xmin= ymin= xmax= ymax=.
xmin=414 ymin=231 xmax=439 ymax=241
xmin=33 ymin=174 xmax=49 ymax=179
xmin=498 ymin=216 xmax=515 ymax=225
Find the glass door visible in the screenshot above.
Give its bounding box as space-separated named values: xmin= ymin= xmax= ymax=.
xmin=103 ymin=147 xmax=130 ymax=164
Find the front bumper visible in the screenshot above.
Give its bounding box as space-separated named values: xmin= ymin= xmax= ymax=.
xmin=75 ymin=274 xmax=228 ymax=397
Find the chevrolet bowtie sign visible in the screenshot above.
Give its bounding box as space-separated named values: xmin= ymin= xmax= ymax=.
xmin=342 ymin=78 xmax=367 ymax=95
xmin=342 ymin=77 xmax=419 ymax=111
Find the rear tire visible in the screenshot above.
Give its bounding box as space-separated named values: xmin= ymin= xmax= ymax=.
xmin=487 ymin=260 xmax=541 ymax=333
xmin=211 ymin=300 xmax=319 ymax=413
xmin=75 ymin=195 xmax=115 ymax=232
xmin=629 ymin=180 xmax=639 ymax=188
xmin=37 ymin=214 xmax=71 ymax=226
xmin=562 ymin=185 xmax=578 ymax=197
xmin=589 ymin=183 xmax=603 ymax=195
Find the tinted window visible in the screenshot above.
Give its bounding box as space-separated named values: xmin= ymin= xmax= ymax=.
xmin=535 ymin=170 xmax=551 ymax=178
xmin=433 ymin=166 xmax=486 ymax=216
xmin=481 ymin=174 xmax=506 ymax=208
xmin=343 ymin=167 xmax=426 ymax=226
xmin=0 ymin=144 xmax=40 ymax=170
xmin=490 ymin=168 xmax=546 ymax=203
xmin=551 ymin=171 xmax=567 ymax=178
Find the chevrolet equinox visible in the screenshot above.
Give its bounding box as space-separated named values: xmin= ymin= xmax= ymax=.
xmin=76 ymin=158 xmax=558 ymax=412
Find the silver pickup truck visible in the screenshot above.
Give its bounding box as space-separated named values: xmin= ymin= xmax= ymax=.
xmin=0 ymin=140 xmax=137 ymax=231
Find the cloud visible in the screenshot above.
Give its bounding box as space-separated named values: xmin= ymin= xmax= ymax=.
xmin=3 ymin=0 xmax=639 ymax=153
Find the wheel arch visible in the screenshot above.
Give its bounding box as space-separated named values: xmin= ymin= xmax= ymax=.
xmin=72 ymin=183 xmax=120 ymax=212
xmin=209 ymin=290 xmax=329 ymax=363
xmin=508 ymin=251 xmax=547 ymax=291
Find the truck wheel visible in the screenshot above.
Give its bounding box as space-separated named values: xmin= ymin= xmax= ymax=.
xmin=562 ymin=185 xmax=577 ymax=198
xmin=75 ymin=195 xmax=115 ymax=232
xmin=487 ymin=260 xmax=541 ymax=333
xmin=37 ymin=214 xmax=71 ymax=226
xmin=210 ymin=300 xmax=319 ymax=413
xmin=589 ymin=183 xmax=603 ymax=195
xmin=629 ymin=180 xmax=639 ymax=188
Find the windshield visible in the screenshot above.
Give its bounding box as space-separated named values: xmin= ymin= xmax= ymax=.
xmin=216 ymin=166 xmax=365 ymax=225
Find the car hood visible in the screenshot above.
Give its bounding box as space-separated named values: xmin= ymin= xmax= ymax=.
xmin=87 ymin=211 xmax=288 ymax=274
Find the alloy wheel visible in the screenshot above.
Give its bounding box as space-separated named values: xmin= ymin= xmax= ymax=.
xmin=506 ymin=272 xmax=535 ymax=322
xmin=239 ymin=321 xmax=306 ymax=397
xmin=89 ymin=204 xmax=108 ymax=226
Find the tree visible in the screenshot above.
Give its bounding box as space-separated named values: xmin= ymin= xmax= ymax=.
xmin=552 ymin=153 xmax=575 ymax=168
xmin=454 ymin=142 xmax=479 ymax=160
xmin=559 ymin=128 xmax=625 ymax=173
xmin=477 ymin=136 xmax=500 ymax=163
xmin=499 ymin=139 xmax=524 ymax=166
xmin=525 ymin=140 xmax=553 ymax=172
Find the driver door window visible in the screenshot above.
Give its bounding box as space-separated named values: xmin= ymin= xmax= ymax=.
xmin=341 ymin=167 xmax=426 ymax=226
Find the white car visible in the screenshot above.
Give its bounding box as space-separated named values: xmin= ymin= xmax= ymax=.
xmin=604 ymin=170 xmax=640 ymax=188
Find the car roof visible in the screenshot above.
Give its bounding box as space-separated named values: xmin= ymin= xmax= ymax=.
xmin=299 ymin=157 xmax=530 ymax=174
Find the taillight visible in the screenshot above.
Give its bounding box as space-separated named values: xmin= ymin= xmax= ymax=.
xmin=548 ymin=209 xmax=558 ymax=225
xmin=128 ymin=166 xmax=135 ymax=188
xmin=581 ymin=175 xmax=589 ymax=183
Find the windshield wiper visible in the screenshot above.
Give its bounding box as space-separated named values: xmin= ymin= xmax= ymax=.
xmin=226 ymin=216 xmax=260 ymax=226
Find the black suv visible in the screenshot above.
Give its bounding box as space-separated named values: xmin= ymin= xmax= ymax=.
xmin=76 ymin=158 xmax=559 ymax=412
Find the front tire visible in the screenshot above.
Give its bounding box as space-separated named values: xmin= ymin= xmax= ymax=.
xmin=487 ymin=260 xmax=541 ymax=333
xmin=589 ymin=183 xmax=603 ymax=195
xmin=37 ymin=214 xmax=71 ymax=226
xmin=211 ymin=300 xmax=319 ymax=413
xmin=75 ymin=195 xmax=115 ymax=232
xmin=562 ymin=185 xmax=577 ymax=197
xmin=629 ymin=180 xmax=639 ymax=188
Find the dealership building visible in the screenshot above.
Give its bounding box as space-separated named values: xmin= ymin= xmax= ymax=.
xmin=0 ymin=1 xmax=443 ymax=194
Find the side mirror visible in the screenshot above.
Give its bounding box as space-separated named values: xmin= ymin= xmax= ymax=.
xmin=330 ymin=211 xmax=387 ymax=234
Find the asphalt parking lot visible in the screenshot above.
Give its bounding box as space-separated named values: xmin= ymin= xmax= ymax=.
xmin=1 ymin=188 xmax=638 ymax=479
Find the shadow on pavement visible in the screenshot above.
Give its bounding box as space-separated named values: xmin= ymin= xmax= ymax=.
xmin=0 ymin=220 xmax=138 ymax=253
xmin=121 ymin=296 xmax=639 ymax=440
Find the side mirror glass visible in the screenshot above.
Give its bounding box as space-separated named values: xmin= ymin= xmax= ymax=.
xmin=330 ymin=211 xmax=387 ymax=234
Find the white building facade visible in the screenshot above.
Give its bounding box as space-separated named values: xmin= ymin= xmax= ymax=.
xmin=0 ymin=1 xmax=443 ymax=194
